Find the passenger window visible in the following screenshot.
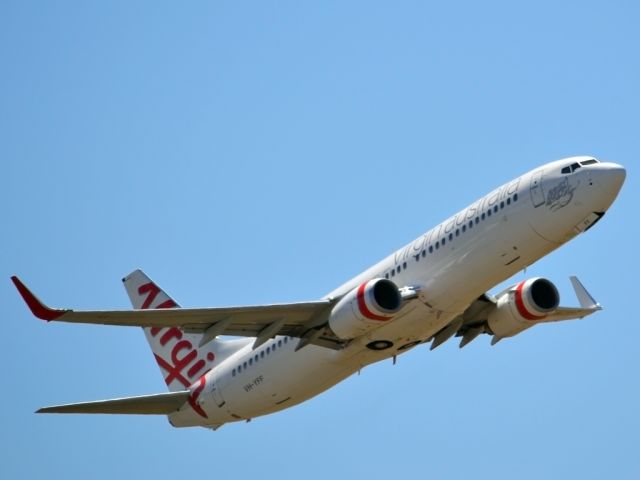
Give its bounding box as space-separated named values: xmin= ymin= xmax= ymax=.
xmin=514 ymin=193 xmax=518 ymax=201
xmin=462 ymin=225 xmax=466 ymax=233
xmin=385 ymin=273 xmax=389 ymax=279
xmin=448 ymin=233 xmax=453 ymax=241
xmin=422 ymin=250 xmax=426 ymax=258
xmin=261 ymin=351 xmax=265 ymax=358
xmin=442 ymin=237 xmax=446 ymax=245
xmin=249 ymin=358 xmax=253 ymax=365
xmin=391 ymin=269 xmax=395 ymax=277
xmin=475 ymin=217 xmax=479 ymax=224
xmin=266 ymin=346 xmax=271 ymax=354
xmin=429 ymin=245 xmax=433 ymax=253
xmin=493 ymin=205 xmax=498 ymax=213
xmin=402 ymin=262 xmax=407 ymax=269
xmin=435 ymin=241 xmax=440 ymax=249
xmin=284 ymin=337 xmax=288 ymax=343
xmin=481 ymin=213 xmax=485 ymax=220
xmin=396 ymin=266 xmax=401 ymax=273
xmin=487 ymin=209 xmax=492 ymax=217
xmin=500 ymin=201 xmax=504 ymax=209
xmin=243 ymin=361 xmax=248 ymax=369
xmin=456 ymin=228 xmax=460 ymax=236
xmin=278 ymin=340 xmax=283 ymax=347
xmin=232 ymin=369 xmax=236 ymax=377
xmin=507 ymin=197 xmax=511 ymax=205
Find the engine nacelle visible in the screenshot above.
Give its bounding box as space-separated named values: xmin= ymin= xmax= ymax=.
xmin=328 ymin=278 xmax=402 ymax=339
xmin=487 ymin=277 xmax=560 ymax=338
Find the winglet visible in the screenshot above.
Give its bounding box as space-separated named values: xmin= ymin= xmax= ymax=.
xmin=569 ymin=276 xmax=601 ymax=310
xmin=11 ymin=276 xmax=69 ymax=321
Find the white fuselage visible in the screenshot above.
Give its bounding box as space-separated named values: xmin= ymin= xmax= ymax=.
xmin=169 ymin=157 xmax=625 ymax=428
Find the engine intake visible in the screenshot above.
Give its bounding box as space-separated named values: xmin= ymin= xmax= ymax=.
xmin=487 ymin=277 xmax=560 ymax=338
xmin=328 ymin=278 xmax=402 ymax=339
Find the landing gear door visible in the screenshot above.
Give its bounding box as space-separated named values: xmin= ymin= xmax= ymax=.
xmin=530 ymin=170 xmax=546 ymax=207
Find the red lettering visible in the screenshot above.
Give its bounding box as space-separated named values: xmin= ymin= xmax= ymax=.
xmin=187 ymin=359 xmax=206 ymax=378
xmin=171 ymin=340 xmax=197 ymax=375
xmin=138 ymin=283 xmax=160 ymax=309
xmin=140 ymin=282 xmax=215 ymax=395
xmin=157 ymin=299 xmax=177 ymax=308
xmin=154 ymin=354 xmax=190 ymax=388
xmin=138 ymin=283 xmax=176 ymax=310
xmin=160 ymin=327 xmax=182 ymax=346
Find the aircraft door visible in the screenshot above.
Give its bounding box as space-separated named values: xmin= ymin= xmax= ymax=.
xmin=529 ymin=170 xmax=546 ymax=207
xmin=210 ymin=372 xmax=226 ymax=408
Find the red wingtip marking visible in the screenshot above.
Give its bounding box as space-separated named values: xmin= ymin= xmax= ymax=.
xmin=11 ymin=276 xmax=67 ymax=321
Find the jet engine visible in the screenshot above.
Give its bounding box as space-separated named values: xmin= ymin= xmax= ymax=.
xmin=487 ymin=277 xmax=560 ymax=339
xmin=328 ymin=278 xmax=402 ymax=339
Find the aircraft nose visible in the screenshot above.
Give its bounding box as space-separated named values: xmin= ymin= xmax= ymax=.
xmin=609 ymin=163 xmax=626 ymax=189
xmin=590 ymin=162 xmax=626 ymax=209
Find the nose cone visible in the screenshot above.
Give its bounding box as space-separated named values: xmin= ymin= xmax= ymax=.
xmin=590 ymin=162 xmax=626 ymax=210
xmin=607 ymin=163 xmax=626 ymax=191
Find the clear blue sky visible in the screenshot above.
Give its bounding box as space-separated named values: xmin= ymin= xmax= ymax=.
xmin=2 ymin=1 xmax=639 ymax=479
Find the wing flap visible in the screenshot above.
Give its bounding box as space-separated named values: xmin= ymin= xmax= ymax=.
xmin=37 ymin=391 xmax=191 ymax=415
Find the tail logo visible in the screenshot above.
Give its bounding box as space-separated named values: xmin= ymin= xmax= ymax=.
xmin=138 ymin=282 xmax=215 ymax=393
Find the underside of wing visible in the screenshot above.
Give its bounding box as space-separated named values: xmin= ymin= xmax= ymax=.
xmin=37 ymin=391 xmax=191 ymax=415
xmin=12 ymin=276 xmax=337 ymax=346
xmin=430 ymin=276 xmax=602 ymax=349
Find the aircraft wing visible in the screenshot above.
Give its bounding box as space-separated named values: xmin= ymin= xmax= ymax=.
xmin=430 ymin=276 xmax=602 ymax=349
xmin=12 ymin=276 xmax=333 ymax=343
xmin=533 ymin=276 xmax=602 ymax=322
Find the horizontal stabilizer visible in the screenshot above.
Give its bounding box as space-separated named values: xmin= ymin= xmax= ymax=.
xmin=37 ymin=390 xmax=191 ymax=415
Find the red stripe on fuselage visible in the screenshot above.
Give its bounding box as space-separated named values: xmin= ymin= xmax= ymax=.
xmin=514 ymin=281 xmax=546 ymax=321
xmin=357 ymin=281 xmax=391 ymax=321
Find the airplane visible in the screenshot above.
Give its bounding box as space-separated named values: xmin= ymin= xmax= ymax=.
xmin=12 ymin=156 xmax=625 ymax=430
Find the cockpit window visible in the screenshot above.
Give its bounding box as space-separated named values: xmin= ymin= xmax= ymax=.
xmin=580 ymin=159 xmax=598 ymax=166
xmin=561 ymin=163 xmax=582 ymax=174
